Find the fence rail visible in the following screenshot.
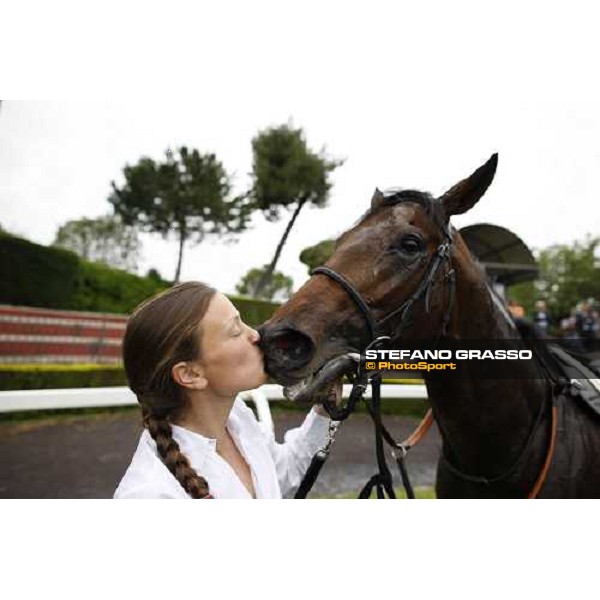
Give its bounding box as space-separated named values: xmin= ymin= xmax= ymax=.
xmin=0 ymin=383 xmax=428 ymax=415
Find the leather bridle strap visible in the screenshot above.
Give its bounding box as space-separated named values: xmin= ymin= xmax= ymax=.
xmin=377 ymin=241 xmax=453 ymax=335
xmin=310 ymin=266 xmax=378 ymax=341
xmin=401 ymin=409 xmax=434 ymax=450
xmin=360 ymin=401 xmax=435 ymax=499
xmin=528 ymin=403 xmax=558 ymax=499
xmin=358 ymin=374 xmax=397 ymax=499
xmin=439 ymin=383 xmax=549 ymax=486
xmin=312 ymin=240 xmax=454 ymax=342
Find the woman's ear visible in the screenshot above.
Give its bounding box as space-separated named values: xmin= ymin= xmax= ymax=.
xmin=171 ymin=361 xmax=208 ymax=391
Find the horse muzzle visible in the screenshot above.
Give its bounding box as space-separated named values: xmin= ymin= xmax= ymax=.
xmin=258 ymin=324 xmax=316 ymax=386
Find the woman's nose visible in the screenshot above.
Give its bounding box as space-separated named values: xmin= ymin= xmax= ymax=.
xmin=249 ymin=327 xmax=260 ymax=345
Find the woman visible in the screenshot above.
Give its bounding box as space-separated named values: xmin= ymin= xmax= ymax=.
xmin=114 ymin=281 xmax=336 ymax=499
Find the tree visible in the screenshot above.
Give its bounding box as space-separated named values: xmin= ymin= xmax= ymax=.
xmin=146 ymin=268 xmax=168 ymax=285
xmin=249 ymin=124 xmax=343 ymax=297
xmin=53 ymin=214 xmax=142 ymax=272
xmin=536 ymin=235 xmax=600 ymax=318
xmin=508 ymin=235 xmax=600 ymax=320
xmin=109 ymin=147 xmax=251 ymax=282
xmin=299 ymin=239 xmax=336 ymax=273
xmin=236 ymin=265 xmax=293 ymax=302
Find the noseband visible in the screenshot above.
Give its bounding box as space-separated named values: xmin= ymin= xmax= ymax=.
xmin=311 ymin=196 xmax=456 ymax=345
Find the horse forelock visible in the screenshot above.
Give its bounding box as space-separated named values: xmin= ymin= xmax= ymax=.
xmin=349 ymin=188 xmax=448 ymax=239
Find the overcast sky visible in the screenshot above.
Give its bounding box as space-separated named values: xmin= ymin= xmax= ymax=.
xmin=1 ymin=2 xmax=599 ymax=295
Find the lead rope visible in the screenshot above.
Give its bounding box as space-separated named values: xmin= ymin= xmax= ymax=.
xmin=294 ymin=347 xmax=373 ymax=499
xmin=361 ymin=385 xmax=435 ymax=499
xmin=294 ymin=420 xmax=340 ymax=499
xmin=294 ymin=368 xmax=435 ymax=499
xmin=391 ymin=410 xmax=435 ymax=499
xmin=358 ymin=374 xmax=397 ymax=499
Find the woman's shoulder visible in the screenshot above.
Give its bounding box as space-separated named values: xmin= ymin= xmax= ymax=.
xmin=113 ymin=430 xmax=189 ymax=499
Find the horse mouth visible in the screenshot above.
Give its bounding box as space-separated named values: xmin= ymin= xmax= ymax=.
xmin=282 ymin=353 xmax=360 ymax=404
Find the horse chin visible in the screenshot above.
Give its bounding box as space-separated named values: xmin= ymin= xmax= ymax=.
xmin=282 ymin=380 xmax=311 ymax=402
xmin=282 ymin=353 xmax=359 ymax=404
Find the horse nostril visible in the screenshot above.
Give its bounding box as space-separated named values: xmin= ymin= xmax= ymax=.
xmin=267 ymin=328 xmax=314 ymax=370
xmin=273 ymin=337 xmax=292 ymax=350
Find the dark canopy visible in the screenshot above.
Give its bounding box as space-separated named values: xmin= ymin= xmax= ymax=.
xmin=459 ymin=224 xmax=538 ymax=285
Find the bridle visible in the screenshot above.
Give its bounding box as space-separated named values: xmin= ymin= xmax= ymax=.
xmin=295 ymin=195 xmax=558 ymax=499
xmin=311 ymin=200 xmax=456 ymax=344
xmin=297 ymin=195 xmax=456 ymax=499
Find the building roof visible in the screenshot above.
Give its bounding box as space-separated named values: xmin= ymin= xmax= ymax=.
xmin=459 ymin=223 xmax=538 ymax=285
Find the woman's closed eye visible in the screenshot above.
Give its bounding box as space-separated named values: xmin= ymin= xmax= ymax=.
xmin=228 ymin=314 xmax=244 ymax=337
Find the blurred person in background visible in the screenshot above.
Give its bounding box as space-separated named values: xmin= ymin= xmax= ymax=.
xmin=576 ymin=299 xmax=599 ymax=353
xmin=532 ymin=299 xmax=551 ymax=334
xmin=507 ymin=298 xmax=525 ymax=320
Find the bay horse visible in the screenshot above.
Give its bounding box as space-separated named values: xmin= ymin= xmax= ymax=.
xmin=259 ymin=155 xmax=600 ymax=498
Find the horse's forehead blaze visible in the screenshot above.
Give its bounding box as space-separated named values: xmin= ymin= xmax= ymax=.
xmin=337 ymin=205 xmax=440 ymax=269
xmin=371 ymin=203 xmax=435 ymax=235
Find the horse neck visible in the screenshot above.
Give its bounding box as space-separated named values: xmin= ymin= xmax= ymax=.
xmin=423 ymin=256 xmax=548 ymax=477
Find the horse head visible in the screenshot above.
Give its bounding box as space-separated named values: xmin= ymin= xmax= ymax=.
xmin=259 ymin=154 xmax=498 ymax=392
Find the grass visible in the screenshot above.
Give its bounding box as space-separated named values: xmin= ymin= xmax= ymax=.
xmin=313 ymin=486 xmax=436 ymax=499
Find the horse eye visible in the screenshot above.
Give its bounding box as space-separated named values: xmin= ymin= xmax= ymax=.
xmin=398 ymin=234 xmax=423 ymax=254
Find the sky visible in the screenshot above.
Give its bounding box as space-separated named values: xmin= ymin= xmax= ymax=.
xmin=1 ymin=1 xmax=599 ymax=295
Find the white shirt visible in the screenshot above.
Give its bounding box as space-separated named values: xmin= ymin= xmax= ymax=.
xmin=114 ymin=397 xmax=331 ymax=499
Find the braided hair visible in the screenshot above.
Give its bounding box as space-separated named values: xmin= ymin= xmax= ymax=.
xmin=123 ymin=282 xmax=217 ymax=499
xmin=143 ymin=409 xmax=211 ymax=499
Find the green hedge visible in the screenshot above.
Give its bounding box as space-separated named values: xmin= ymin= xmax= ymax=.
xmin=68 ymin=260 xmax=168 ymax=313
xmin=0 ymin=232 xmax=168 ymax=314
xmin=228 ymin=295 xmax=280 ymax=327
xmin=0 ymin=364 xmax=127 ymax=391
xmin=0 ymin=232 xmax=81 ymax=309
xmin=0 ymin=232 xmax=279 ymax=322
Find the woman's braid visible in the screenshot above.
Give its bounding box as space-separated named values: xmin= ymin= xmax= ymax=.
xmin=144 ymin=411 xmax=212 ymax=499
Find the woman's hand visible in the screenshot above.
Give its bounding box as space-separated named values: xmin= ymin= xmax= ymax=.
xmin=314 ymin=379 xmax=343 ymax=417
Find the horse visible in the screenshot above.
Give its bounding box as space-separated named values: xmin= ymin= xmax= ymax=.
xmin=259 ymin=155 xmax=600 ymax=498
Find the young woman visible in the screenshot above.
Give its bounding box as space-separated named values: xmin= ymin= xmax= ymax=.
xmin=114 ymin=281 xmax=336 ymax=499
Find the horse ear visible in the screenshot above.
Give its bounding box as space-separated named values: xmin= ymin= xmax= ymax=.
xmin=371 ymin=187 xmax=385 ymax=210
xmin=439 ymin=154 xmax=498 ymax=217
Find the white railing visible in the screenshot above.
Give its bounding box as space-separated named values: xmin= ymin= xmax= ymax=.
xmin=0 ymin=383 xmax=428 ymax=430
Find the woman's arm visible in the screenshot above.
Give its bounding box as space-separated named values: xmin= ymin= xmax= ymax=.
xmin=258 ymin=406 xmax=331 ymax=497
xmin=253 ymin=381 xmax=342 ymax=497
